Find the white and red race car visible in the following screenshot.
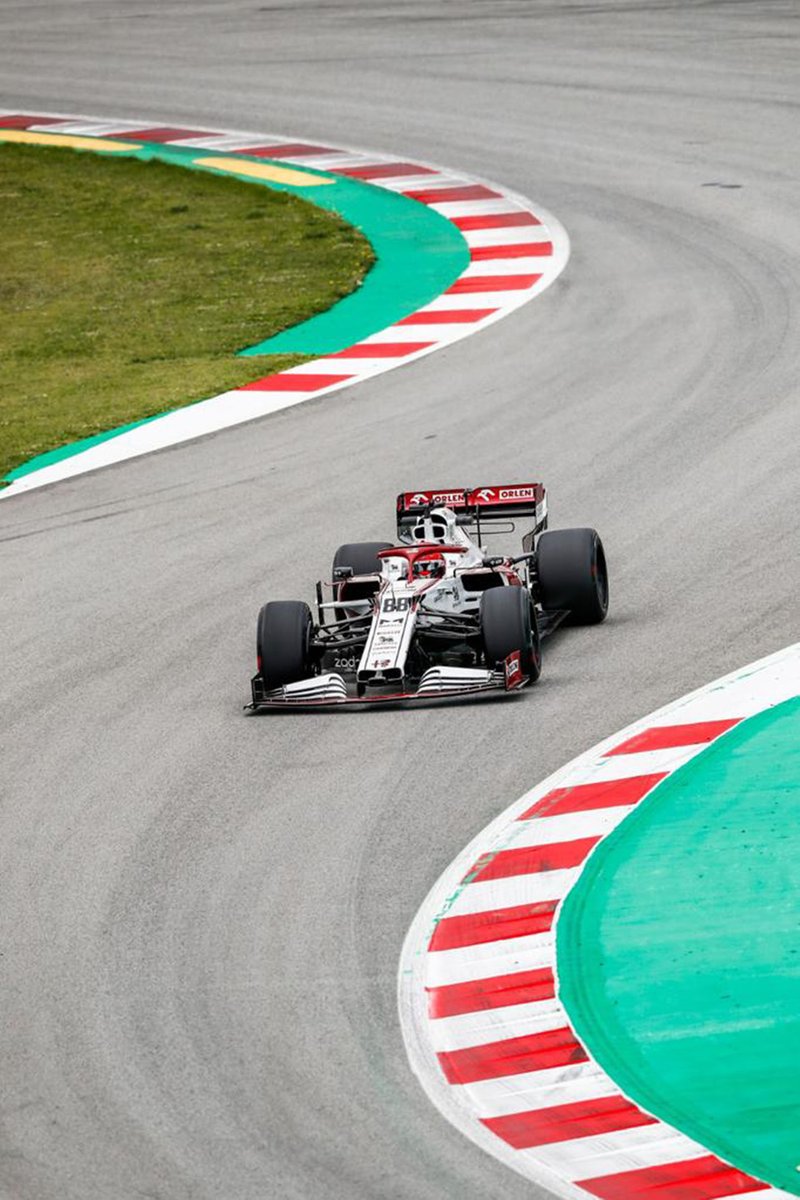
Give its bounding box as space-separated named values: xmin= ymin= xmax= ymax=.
xmin=247 ymin=484 xmax=608 ymax=709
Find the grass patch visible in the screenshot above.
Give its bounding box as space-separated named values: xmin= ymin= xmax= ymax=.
xmin=0 ymin=143 xmax=375 ymax=480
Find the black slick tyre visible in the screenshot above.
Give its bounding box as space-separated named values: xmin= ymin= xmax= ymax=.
xmin=331 ymin=542 xmax=392 ymax=577
xmin=332 ymin=542 xmax=392 ymax=619
xmin=481 ymin=585 xmax=541 ymax=682
xmin=256 ymin=600 xmax=313 ymax=688
xmin=536 ymin=528 xmax=608 ymax=625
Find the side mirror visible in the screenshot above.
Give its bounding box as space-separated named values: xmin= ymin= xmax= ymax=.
xmin=333 ymin=566 xmax=354 ymax=581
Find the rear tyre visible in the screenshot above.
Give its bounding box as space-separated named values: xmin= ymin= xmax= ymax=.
xmin=536 ymin=528 xmax=608 ymax=625
xmin=256 ymin=600 xmax=313 ymax=688
xmin=481 ymin=585 xmax=541 ymax=681
xmin=331 ymin=542 xmax=392 ymax=578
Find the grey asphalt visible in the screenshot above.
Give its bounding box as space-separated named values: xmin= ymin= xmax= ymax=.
xmin=1 ymin=2 xmax=799 ymax=1197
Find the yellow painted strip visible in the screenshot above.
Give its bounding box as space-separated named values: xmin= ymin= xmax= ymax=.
xmin=194 ymin=156 xmax=334 ymax=187
xmin=0 ymin=130 xmax=141 ymax=152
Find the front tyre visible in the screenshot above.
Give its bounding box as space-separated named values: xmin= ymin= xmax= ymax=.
xmin=536 ymin=528 xmax=608 ymax=624
xmin=331 ymin=541 xmax=392 ymax=620
xmin=256 ymin=600 xmax=313 ymax=689
xmin=331 ymin=542 xmax=392 ymax=578
xmin=481 ymin=585 xmax=541 ymax=682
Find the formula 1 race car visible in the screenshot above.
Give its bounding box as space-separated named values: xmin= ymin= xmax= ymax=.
xmin=246 ymin=484 xmax=608 ymax=709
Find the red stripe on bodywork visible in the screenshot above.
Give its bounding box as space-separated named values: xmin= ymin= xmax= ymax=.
xmin=238 ymin=373 xmax=352 ymax=392
xmin=116 ymin=127 xmax=214 ymax=142
xmin=0 ymin=114 xmax=66 ymax=129
xmin=447 ymin=274 xmax=541 ymax=294
xmin=579 ymin=1155 xmax=768 ymax=1200
xmin=466 ymin=837 xmax=599 ymax=884
xmin=212 ymin=141 xmax=337 ymax=158
xmin=429 ymin=900 xmax=557 ymax=952
xmin=471 ymin=242 xmax=553 ymax=260
xmin=453 ymin=212 xmax=541 ymax=230
xmin=606 ymin=719 xmax=741 ymax=756
xmin=329 ymin=341 xmax=433 ymax=358
xmin=438 ymin=1026 xmax=587 ymax=1084
xmin=397 ymin=308 xmax=498 ymax=324
xmin=427 ymin=968 xmax=555 ymax=1019
xmin=405 ymin=183 xmax=502 ymax=204
xmin=520 ymin=774 xmax=667 ymax=820
xmin=482 ymin=1095 xmax=656 ymax=1149
xmin=332 ymin=161 xmax=436 ymax=179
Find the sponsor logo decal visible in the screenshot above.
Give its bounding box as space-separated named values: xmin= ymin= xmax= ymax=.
xmin=504 ymin=650 xmax=523 ymax=688
xmin=499 ymin=486 xmax=536 ymax=500
xmin=405 ymin=491 xmax=465 ymax=507
xmin=333 ymin=654 xmax=360 ymax=671
xmin=472 ymin=485 xmax=539 ymax=504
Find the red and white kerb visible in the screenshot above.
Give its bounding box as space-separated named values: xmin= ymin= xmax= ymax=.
xmin=399 ymin=644 xmax=800 ymax=1200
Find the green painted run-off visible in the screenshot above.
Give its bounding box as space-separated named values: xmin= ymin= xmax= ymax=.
xmin=3 ymin=136 xmax=468 ymax=483
xmin=557 ymin=695 xmax=800 ymax=1195
xmin=107 ymin=142 xmax=469 ymax=355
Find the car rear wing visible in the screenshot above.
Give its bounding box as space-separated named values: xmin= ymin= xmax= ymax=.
xmin=396 ymin=484 xmax=547 ymax=541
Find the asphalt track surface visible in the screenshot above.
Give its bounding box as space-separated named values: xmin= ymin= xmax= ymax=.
xmin=1 ymin=3 xmax=798 ymax=1198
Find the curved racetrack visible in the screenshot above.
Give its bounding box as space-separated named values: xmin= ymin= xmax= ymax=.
xmin=1 ymin=3 xmax=798 ymax=1198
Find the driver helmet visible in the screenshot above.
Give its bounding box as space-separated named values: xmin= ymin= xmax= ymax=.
xmin=413 ymin=555 xmax=445 ymax=579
